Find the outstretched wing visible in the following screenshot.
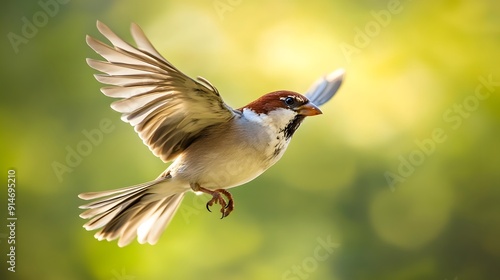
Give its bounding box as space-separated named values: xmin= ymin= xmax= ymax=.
xmin=86 ymin=21 xmax=237 ymax=162
xmin=305 ymin=68 xmax=345 ymax=107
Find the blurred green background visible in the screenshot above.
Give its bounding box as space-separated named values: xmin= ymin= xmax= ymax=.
xmin=1 ymin=0 xmax=500 ymax=279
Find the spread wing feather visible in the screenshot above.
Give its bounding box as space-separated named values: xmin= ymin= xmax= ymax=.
xmin=305 ymin=68 xmax=345 ymax=107
xmin=86 ymin=21 xmax=236 ymax=162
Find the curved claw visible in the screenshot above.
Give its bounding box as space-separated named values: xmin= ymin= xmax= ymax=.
xmin=223 ymin=199 xmax=234 ymax=218
xmin=190 ymin=184 xmax=235 ymax=218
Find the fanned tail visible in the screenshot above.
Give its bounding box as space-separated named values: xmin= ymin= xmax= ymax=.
xmin=79 ymin=177 xmax=186 ymax=247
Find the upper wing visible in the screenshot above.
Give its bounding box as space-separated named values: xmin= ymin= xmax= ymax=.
xmin=86 ymin=21 xmax=237 ymax=162
xmin=305 ymin=68 xmax=345 ymax=106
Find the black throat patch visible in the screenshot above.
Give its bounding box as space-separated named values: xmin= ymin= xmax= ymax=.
xmin=281 ymin=115 xmax=306 ymax=140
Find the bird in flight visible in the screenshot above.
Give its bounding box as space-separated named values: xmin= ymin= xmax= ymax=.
xmin=79 ymin=21 xmax=345 ymax=247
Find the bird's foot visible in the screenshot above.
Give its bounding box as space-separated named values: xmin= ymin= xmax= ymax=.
xmin=191 ymin=184 xmax=234 ymax=218
xmin=206 ymin=189 xmax=234 ymax=218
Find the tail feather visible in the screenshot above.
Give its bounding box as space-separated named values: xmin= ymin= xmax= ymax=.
xmin=79 ymin=178 xmax=186 ymax=247
xmin=79 ymin=184 xmax=148 ymax=219
xmin=78 ymin=182 xmax=150 ymax=200
xmin=138 ymin=194 xmax=184 ymax=245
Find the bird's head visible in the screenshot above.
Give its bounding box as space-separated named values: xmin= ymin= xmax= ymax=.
xmin=240 ymin=91 xmax=322 ymax=139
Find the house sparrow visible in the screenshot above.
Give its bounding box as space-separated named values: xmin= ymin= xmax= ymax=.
xmin=79 ymin=21 xmax=345 ymax=247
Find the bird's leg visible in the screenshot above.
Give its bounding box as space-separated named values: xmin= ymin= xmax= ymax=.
xmin=190 ymin=183 xmax=234 ymax=218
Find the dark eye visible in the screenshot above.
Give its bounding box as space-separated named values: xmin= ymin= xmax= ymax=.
xmin=284 ymin=97 xmax=295 ymax=106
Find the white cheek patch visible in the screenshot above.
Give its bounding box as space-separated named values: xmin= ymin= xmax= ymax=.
xmin=266 ymin=108 xmax=298 ymax=128
xmin=242 ymin=107 xmax=298 ymax=130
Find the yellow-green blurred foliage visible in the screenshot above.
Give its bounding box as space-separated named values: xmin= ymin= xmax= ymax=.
xmin=1 ymin=0 xmax=499 ymax=279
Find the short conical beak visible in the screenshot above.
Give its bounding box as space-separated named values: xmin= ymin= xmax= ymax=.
xmin=297 ymin=102 xmax=322 ymax=116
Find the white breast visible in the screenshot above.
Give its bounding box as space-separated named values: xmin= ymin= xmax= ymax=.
xmin=169 ymin=108 xmax=296 ymax=189
xmin=241 ymin=107 xmax=295 ymax=166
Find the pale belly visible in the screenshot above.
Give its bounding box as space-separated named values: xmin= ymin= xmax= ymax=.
xmin=167 ymin=134 xmax=291 ymax=189
xmin=168 ymin=146 xmax=270 ymax=189
xmin=167 ymin=116 xmax=290 ymax=189
xmin=201 ymin=155 xmax=267 ymax=188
